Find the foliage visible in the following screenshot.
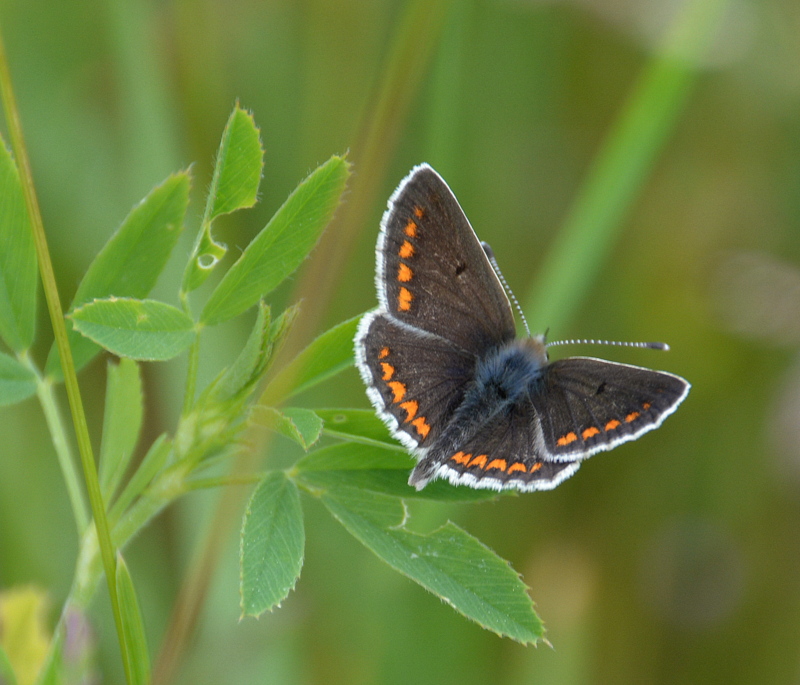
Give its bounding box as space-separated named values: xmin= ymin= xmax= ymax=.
xmin=0 ymin=104 xmax=549 ymax=684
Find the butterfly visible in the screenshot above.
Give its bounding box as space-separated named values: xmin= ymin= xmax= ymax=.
xmin=354 ymin=164 xmax=690 ymax=491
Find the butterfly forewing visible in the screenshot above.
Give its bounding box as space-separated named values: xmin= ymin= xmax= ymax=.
xmin=377 ymin=165 xmax=516 ymax=355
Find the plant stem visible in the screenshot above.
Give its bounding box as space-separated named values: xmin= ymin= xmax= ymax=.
xmin=182 ymin=336 xmax=200 ymax=415
xmin=32 ymin=366 xmax=89 ymax=533
xmin=0 ymin=22 xmax=134 ymax=683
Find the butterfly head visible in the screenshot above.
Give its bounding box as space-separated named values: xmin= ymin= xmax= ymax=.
xmin=522 ymin=333 xmax=549 ymax=365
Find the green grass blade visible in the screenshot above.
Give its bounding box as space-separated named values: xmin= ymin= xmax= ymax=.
xmin=524 ymin=0 xmax=731 ymax=334
xmin=240 ymin=471 xmax=305 ymax=617
xmin=200 ymin=155 xmax=351 ymax=326
xmin=320 ymin=485 xmax=542 ymax=642
xmin=47 ymin=171 xmax=190 ymax=377
xmin=0 ymin=135 xmax=36 ymax=353
xmin=109 ymin=434 xmax=171 ymax=523
xmin=69 ymin=298 xmax=195 ymax=361
xmin=0 ymin=351 xmax=36 ymax=406
xmin=260 ymin=314 xmax=359 ymax=405
xmin=115 ymin=553 xmax=151 ymax=685
xmin=100 ymin=358 xmax=143 ymax=500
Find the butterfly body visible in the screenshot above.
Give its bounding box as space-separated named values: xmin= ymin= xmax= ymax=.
xmin=355 ymin=164 xmax=690 ymax=492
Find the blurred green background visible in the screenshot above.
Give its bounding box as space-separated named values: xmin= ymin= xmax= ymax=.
xmin=2 ymin=0 xmax=800 ymax=683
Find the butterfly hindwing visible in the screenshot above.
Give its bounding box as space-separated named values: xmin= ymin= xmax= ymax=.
xmin=532 ymin=357 xmax=690 ymax=461
xmin=376 ymin=164 xmax=516 ymax=355
xmin=410 ymin=396 xmax=581 ymax=491
xmin=355 ymin=311 xmax=477 ymax=451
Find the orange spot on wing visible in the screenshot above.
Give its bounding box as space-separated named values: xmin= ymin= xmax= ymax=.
xmin=387 ymin=381 xmax=406 ymax=402
xmin=378 ymin=347 xmax=390 ymax=359
xmin=605 ymin=419 xmax=621 ymax=431
xmin=398 ymin=287 xmax=413 ymax=311
xmin=530 ymin=463 xmax=543 ymax=473
xmin=404 ymin=220 xmax=417 ymax=237
xmin=398 ymin=263 xmax=413 ymax=282
xmin=380 ymin=363 xmax=395 ymax=380
xmin=582 ymin=426 xmax=600 ymax=439
xmin=400 ymin=400 xmax=418 ymax=421
xmin=411 ymin=416 xmax=431 ymax=439
xmin=413 ymin=206 xmax=425 ymax=218
xmin=399 ymin=240 xmax=414 ymax=258
xmin=557 ymin=432 xmax=578 ymax=446
xmin=487 ymin=458 xmax=507 ymax=472
xmin=642 ymin=402 xmax=651 ymax=410
xmin=469 ymin=454 xmax=488 ymax=469
xmin=451 ymin=451 xmax=471 ymax=465
xmin=625 ymin=411 xmax=640 ymax=423
xmin=507 ymin=462 xmax=527 ymax=474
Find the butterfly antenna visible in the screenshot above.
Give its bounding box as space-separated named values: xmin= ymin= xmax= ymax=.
xmin=481 ymin=241 xmax=531 ymax=336
xmin=546 ymin=338 xmax=670 ymax=351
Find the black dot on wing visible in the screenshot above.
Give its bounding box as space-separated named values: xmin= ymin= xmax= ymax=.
xmin=595 ymin=381 xmax=607 ymax=395
xmin=455 ymin=262 xmax=467 ymax=276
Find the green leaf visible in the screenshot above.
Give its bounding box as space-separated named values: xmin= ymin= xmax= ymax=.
xmin=207 ymin=302 xmax=272 ymax=403
xmin=100 ymin=358 xmax=143 ymax=500
xmin=250 ymin=406 xmax=323 ymax=450
xmin=240 ymin=471 xmax=305 ymax=617
xmin=320 ymin=485 xmax=542 ymax=643
xmin=264 ymin=303 xmax=300 ymax=367
xmin=201 ymin=155 xmax=351 ymax=326
xmin=115 ymin=553 xmax=151 ymax=685
xmin=70 ymin=298 xmax=195 ymax=361
xmin=260 ymin=314 xmax=359 ymax=405
xmin=47 ymin=171 xmax=190 ymax=377
xmin=0 ymin=136 xmax=36 ymax=352
xmin=295 ymin=443 xmax=497 ymax=502
xmin=315 ymin=408 xmax=402 ymax=450
xmin=207 ymin=104 xmax=264 ymax=221
xmin=311 ymin=412 xmax=496 ymax=501
xmin=182 ymin=104 xmax=264 ymax=293
xmin=0 ymin=352 xmax=37 ymax=406
xmin=110 ymin=435 xmax=171 ymax=522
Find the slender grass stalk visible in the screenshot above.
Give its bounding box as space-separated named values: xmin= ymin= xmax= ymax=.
xmin=33 ymin=371 xmax=89 ymax=533
xmin=0 ymin=22 xmax=134 ymax=684
xmin=524 ymin=0 xmax=731 ymax=334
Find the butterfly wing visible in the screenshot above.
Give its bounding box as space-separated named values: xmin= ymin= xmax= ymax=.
xmin=532 ymin=357 xmax=690 ymax=461
xmin=355 ymin=312 xmax=477 ymax=451
xmin=409 ymin=396 xmax=580 ymax=491
xmin=374 ymin=164 xmax=516 ymax=354
xmin=355 ymin=164 xmax=518 ymax=458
